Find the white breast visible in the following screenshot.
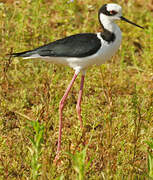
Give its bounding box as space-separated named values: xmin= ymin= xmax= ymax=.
xmin=66 ymin=27 xmax=122 ymax=71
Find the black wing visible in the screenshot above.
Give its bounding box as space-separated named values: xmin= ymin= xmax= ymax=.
xmin=12 ymin=33 xmax=101 ymax=58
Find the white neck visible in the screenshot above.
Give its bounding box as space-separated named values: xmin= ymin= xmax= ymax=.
xmin=99 ymin=13 xmax=118 ymax=33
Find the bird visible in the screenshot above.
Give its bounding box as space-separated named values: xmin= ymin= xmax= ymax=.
xmin=12 ymin=3 xmax=143 ymax=162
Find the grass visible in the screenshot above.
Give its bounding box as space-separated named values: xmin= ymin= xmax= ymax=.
xmin=145 ymin=139 xmax=153 ymax=178
xmin=0 ymin=0 xmax=153 ymax=179
xmin=26 ymin=120 xmax=44 ymax=179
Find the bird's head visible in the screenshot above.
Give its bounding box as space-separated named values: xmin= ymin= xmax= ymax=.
xmin=98 ymin=3 xmax=144 ymax=29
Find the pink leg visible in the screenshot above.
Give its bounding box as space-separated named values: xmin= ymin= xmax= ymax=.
xmin=54 ymin=71 xmax=79 ymax=162
xmin=76 ymin=75 xmax=85 ymax=129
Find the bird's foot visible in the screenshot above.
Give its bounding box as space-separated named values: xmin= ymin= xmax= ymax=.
xmin=53 ymin=152 xmax=60 ymax=165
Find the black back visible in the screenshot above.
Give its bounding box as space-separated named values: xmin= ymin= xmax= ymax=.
xmin=32 ymin=33 xmax=101 ymax=58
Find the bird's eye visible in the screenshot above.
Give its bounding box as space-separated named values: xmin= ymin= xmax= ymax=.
xmin=109 ymin=10 xmax=117 ymax=15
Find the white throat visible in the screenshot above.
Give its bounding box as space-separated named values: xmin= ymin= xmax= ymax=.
xmin=99 ymin=13 xmax=118 ymax=33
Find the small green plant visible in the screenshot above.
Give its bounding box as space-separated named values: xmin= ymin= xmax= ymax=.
xmin=56 ymin=174 xmax=64 ymax=180
xmin=27 ymin=120 xmax=44 ymax=180
xmin=145 ymin=139 xmax=153 ymax=178
xmin=67 ymin=147 xmax=93 ymax=180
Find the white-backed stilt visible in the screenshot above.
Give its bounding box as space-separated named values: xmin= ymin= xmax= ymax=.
xmin=12 ymin=3 xmax=144 ymax=162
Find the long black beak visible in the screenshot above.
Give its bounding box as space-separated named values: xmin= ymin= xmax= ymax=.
xmin=120 ymin=16 xmax=144 ymax=29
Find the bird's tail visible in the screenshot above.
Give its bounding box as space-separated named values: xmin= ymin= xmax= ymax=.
xmin=11 ymin=50 xmax=35 ymax=58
